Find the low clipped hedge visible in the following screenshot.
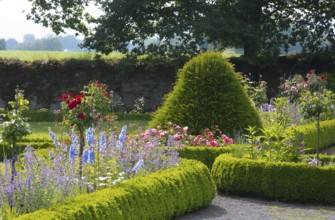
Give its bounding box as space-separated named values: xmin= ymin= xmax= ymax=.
xmin=212 ymin=154 xmax=335 ymax=204
xmin=304 ymin=154 xmax=335 ymax=164
xmin=15 ymin=159 xmax=216 ymax=220
xmin=177 ymin=145 xmax=233 ymax=169
xmin=0 ymin=142 xmax=52 ymax=161
xmin=298 ymin=119 xmax=335 ymax=152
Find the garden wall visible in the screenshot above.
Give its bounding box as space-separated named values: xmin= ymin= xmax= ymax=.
xmin=0 ymin=56 xmax=335 ymax=111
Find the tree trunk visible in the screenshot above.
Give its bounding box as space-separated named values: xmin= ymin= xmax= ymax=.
xmin=78 ymin=128 xmax=85 ymax=179
xmin=243 ymin=41 xmax=259 ymax=62
xmin=316 ymin=114 xmax=320 ymax=162
xmin=11 ymin=136 xmax=17 ymax=180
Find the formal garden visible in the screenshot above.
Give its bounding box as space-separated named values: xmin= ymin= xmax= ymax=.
xmin=0 ymin=52 xmax=334 ymax=219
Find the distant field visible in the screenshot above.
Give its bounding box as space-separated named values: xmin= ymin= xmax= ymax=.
xmin=0 ymin=50 xmax=125 ymax=61
xmin=0 ymin=50 xmax=240 ymax=62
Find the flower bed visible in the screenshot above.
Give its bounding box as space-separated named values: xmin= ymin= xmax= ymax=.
xmin=212 ymin=154 xmax=335 ymax=204
xmin=14 ymin=159 xmax=216 ymax=220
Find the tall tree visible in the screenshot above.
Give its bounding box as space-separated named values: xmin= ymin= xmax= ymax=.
xmin=23 ymin=34 xmax=36 ymax=43
xmin=0 ymin=38 xmax=6 ymax=50
xmin=16 ymin=36 xmax=62 ymax=51
xmin=26 ymin=0 xmax=335 ymax=60
xmin=6 ymin=38 xmax=18 ymax=50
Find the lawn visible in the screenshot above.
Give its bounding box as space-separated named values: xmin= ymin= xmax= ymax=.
xmin=27 ymin=120 xmax=149 ymax=140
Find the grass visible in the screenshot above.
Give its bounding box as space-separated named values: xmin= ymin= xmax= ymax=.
xmin=0 ymin=50 xmax=125 ymax=62
xmin=0 ymin=50 xmax=240 ymax=62
xmin=27 ymin=120 xmax=149 ymax=140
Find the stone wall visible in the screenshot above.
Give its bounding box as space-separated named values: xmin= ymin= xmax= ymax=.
xmin=0 ymin=56 xmax=334 ymax=112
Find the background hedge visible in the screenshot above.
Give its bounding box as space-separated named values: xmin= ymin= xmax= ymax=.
xmin=212 ymin=154 xmax=335 ymax=204
xmin=15 ymin=159 xmax=216 ymax=220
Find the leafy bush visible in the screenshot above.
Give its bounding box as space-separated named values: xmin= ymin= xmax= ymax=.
xmin=14 ymin=159 xmax=216 ymax=220
xmin=149 ymin=52 xmax=262 ymax=134
xmin=212 ymin=154 xmax=335 ymax=204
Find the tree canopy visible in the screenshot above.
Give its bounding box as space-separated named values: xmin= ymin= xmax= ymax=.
xmin=26 ymin=0 xmax=335 ymax=60
xmin=0 ymin=39 xmax=6 ymax=50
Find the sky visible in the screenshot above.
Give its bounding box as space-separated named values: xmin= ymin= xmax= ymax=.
xmin=0 ymin=0 xmax=98 ymax=42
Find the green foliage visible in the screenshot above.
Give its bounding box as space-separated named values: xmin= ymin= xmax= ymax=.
xmin=300 ymin=89 xmax=335 ymax=121
xmin=240 ymin=74 xmax=268 ymax=107
xmin=298 ymin=119 xmax=335 ymax=153
xmin=243 ymin=124 xmax=304 ymax=162
xmin=149 ymin=52 xmax=263 ymax=134
xmin=212 ymin=154 xmax=335 ymax=204
xmin=14 ymin=159 xmax=216 ymax=220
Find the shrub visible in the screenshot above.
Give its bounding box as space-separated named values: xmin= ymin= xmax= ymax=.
xmin=298 ymin=119 xmax=335 ymax=152
xmin=14 ymin=159 xmax=216 ymax=220
xmin=149 ymin=52 xmax=262 ymax=134
xmin=212 ymin=154 xmax=335 ymax=204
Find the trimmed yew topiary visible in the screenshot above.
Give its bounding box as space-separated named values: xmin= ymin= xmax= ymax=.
xmin=149 ymin=52 xmax=262 ymax=134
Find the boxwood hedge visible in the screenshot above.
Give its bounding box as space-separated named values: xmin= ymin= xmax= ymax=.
xmin=212 ymin=154 xmax=335 ymax=204
xmin=298 ymin=119 xmax=335 ymax=152
xmin=177 ymin=146 xmax=232 ymax=169
xmin=15 ymin=159 xmax=216 ymax=220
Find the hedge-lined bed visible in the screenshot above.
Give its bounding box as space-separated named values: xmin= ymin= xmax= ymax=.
xmin=298 ymin=119 xmax=335 ymax=152
xmin=14 ymin=159 xmax=216 ymax=220
xmin=212 ymin=154 xmax=335 ymax=204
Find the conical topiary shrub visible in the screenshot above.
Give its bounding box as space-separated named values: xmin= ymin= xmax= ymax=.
xmin=149 ymin=52 xmax=262 ymax=134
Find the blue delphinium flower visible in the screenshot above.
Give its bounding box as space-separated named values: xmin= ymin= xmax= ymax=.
xmin=99 ymin=132 xmax=107 ymax=153
xmin=88 ymin=150 xmax=95 ymax=164
xmin=131 ymin=159 xmax=144 ymax=173
xmin=68 ymin=145 xmax=76 ymax=160
xmin=117 ymin=125 xmax=127 ymax=149
xmin=86 ymin=127 xmax=95 ymax=147
xmin=82 ymin=149 xmax=95 ymax=164
xmin=48 ymin=128 xmax=60 ymax=147
xmin=83 ymin=149 xmax=89 ymax=164
xmin=71 ymin=133 xmax=79 ymax=148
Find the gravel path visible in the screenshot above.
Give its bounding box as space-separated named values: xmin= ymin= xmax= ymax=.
xmin=173 ymin=193 xmax=335 ymax=220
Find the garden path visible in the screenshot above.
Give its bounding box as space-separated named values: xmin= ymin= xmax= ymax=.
xmin=174 ymin=193 xmax=335 ymax=220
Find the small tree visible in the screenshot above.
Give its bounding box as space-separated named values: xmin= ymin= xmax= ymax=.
xmin=59 ymin=81 xmax=112 ymax=178
xmin=0 ymin=87 xmax=31 ymax=177
xmin=299 ymin=72 xmax=333 ymax=161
